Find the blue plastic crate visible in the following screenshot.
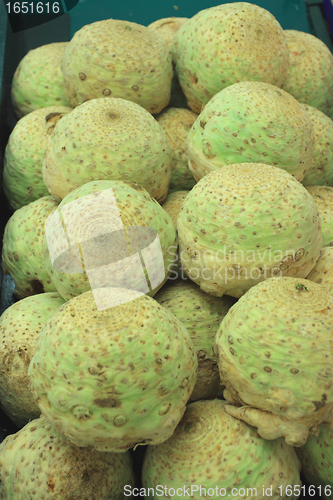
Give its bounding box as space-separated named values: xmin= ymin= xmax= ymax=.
xmin=324 ymin=0 xmax=333 ymax=36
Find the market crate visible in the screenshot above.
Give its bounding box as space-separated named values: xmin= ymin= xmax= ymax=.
xmin=324 ymin=0 xmax=333 ymax=39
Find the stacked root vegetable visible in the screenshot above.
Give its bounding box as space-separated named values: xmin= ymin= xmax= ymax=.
xmin=1 ymin=2 xmax=333 ymax=498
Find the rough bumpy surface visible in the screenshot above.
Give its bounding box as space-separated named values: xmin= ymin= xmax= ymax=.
xmin=187 ymin=81 xmax=315 ymax=182
xmin=142 ymin=399 xmax=301 ymax=500
xmin=3 ymin=106 xmax=72 ymax=210
xmin=44 ymin=180 xmax=176 ymax=301
xmin=162 ymin=190 xmax=190 ymax=229
xmin=300 ymin=103 xmax=333 ymax=186
xmin=0 ymin=293 xmax=66 ymax=428
xmin=43 ymin=97 xmax=172 ymax=202
xmin=61 ymin=19 xmax=173 ymax=114
xmin=306 ymin=186 xmax=333 ymax=247
xmin=0 ymin=416 xmax=135 ymax=499
xmin=177 ymin=163 xmax=322 ymax=298
xmin=28 ymin=290 xmax=197 ymax=452
xmin=296 ymin=419 xmax=333 ymax=499
xmin=2 ymin=196 xmax=59 ymax=298
xmin=215 ymin=277 xmax=333 ymax=447
xmin=282 ymin=30 xmax=333 ymax=120
xmin=147 ymin=17 xmax=189 ymax=49
xmin=155 ymin=280 xmax=236 ymax=401
xmin=161 ymin=190 xmax=190 ymax=274
xmin=307 ymin=247 xmax=333 ymax=293
xmin=156 ymin=107 xmax=197 ymax=192
xmin=11 ymin=42 xmax=72 ymax=119
xmin=172 ymin=2 xmax=289 ymax=113
xmin=147 ymin=17 xmax=189 ymax=109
